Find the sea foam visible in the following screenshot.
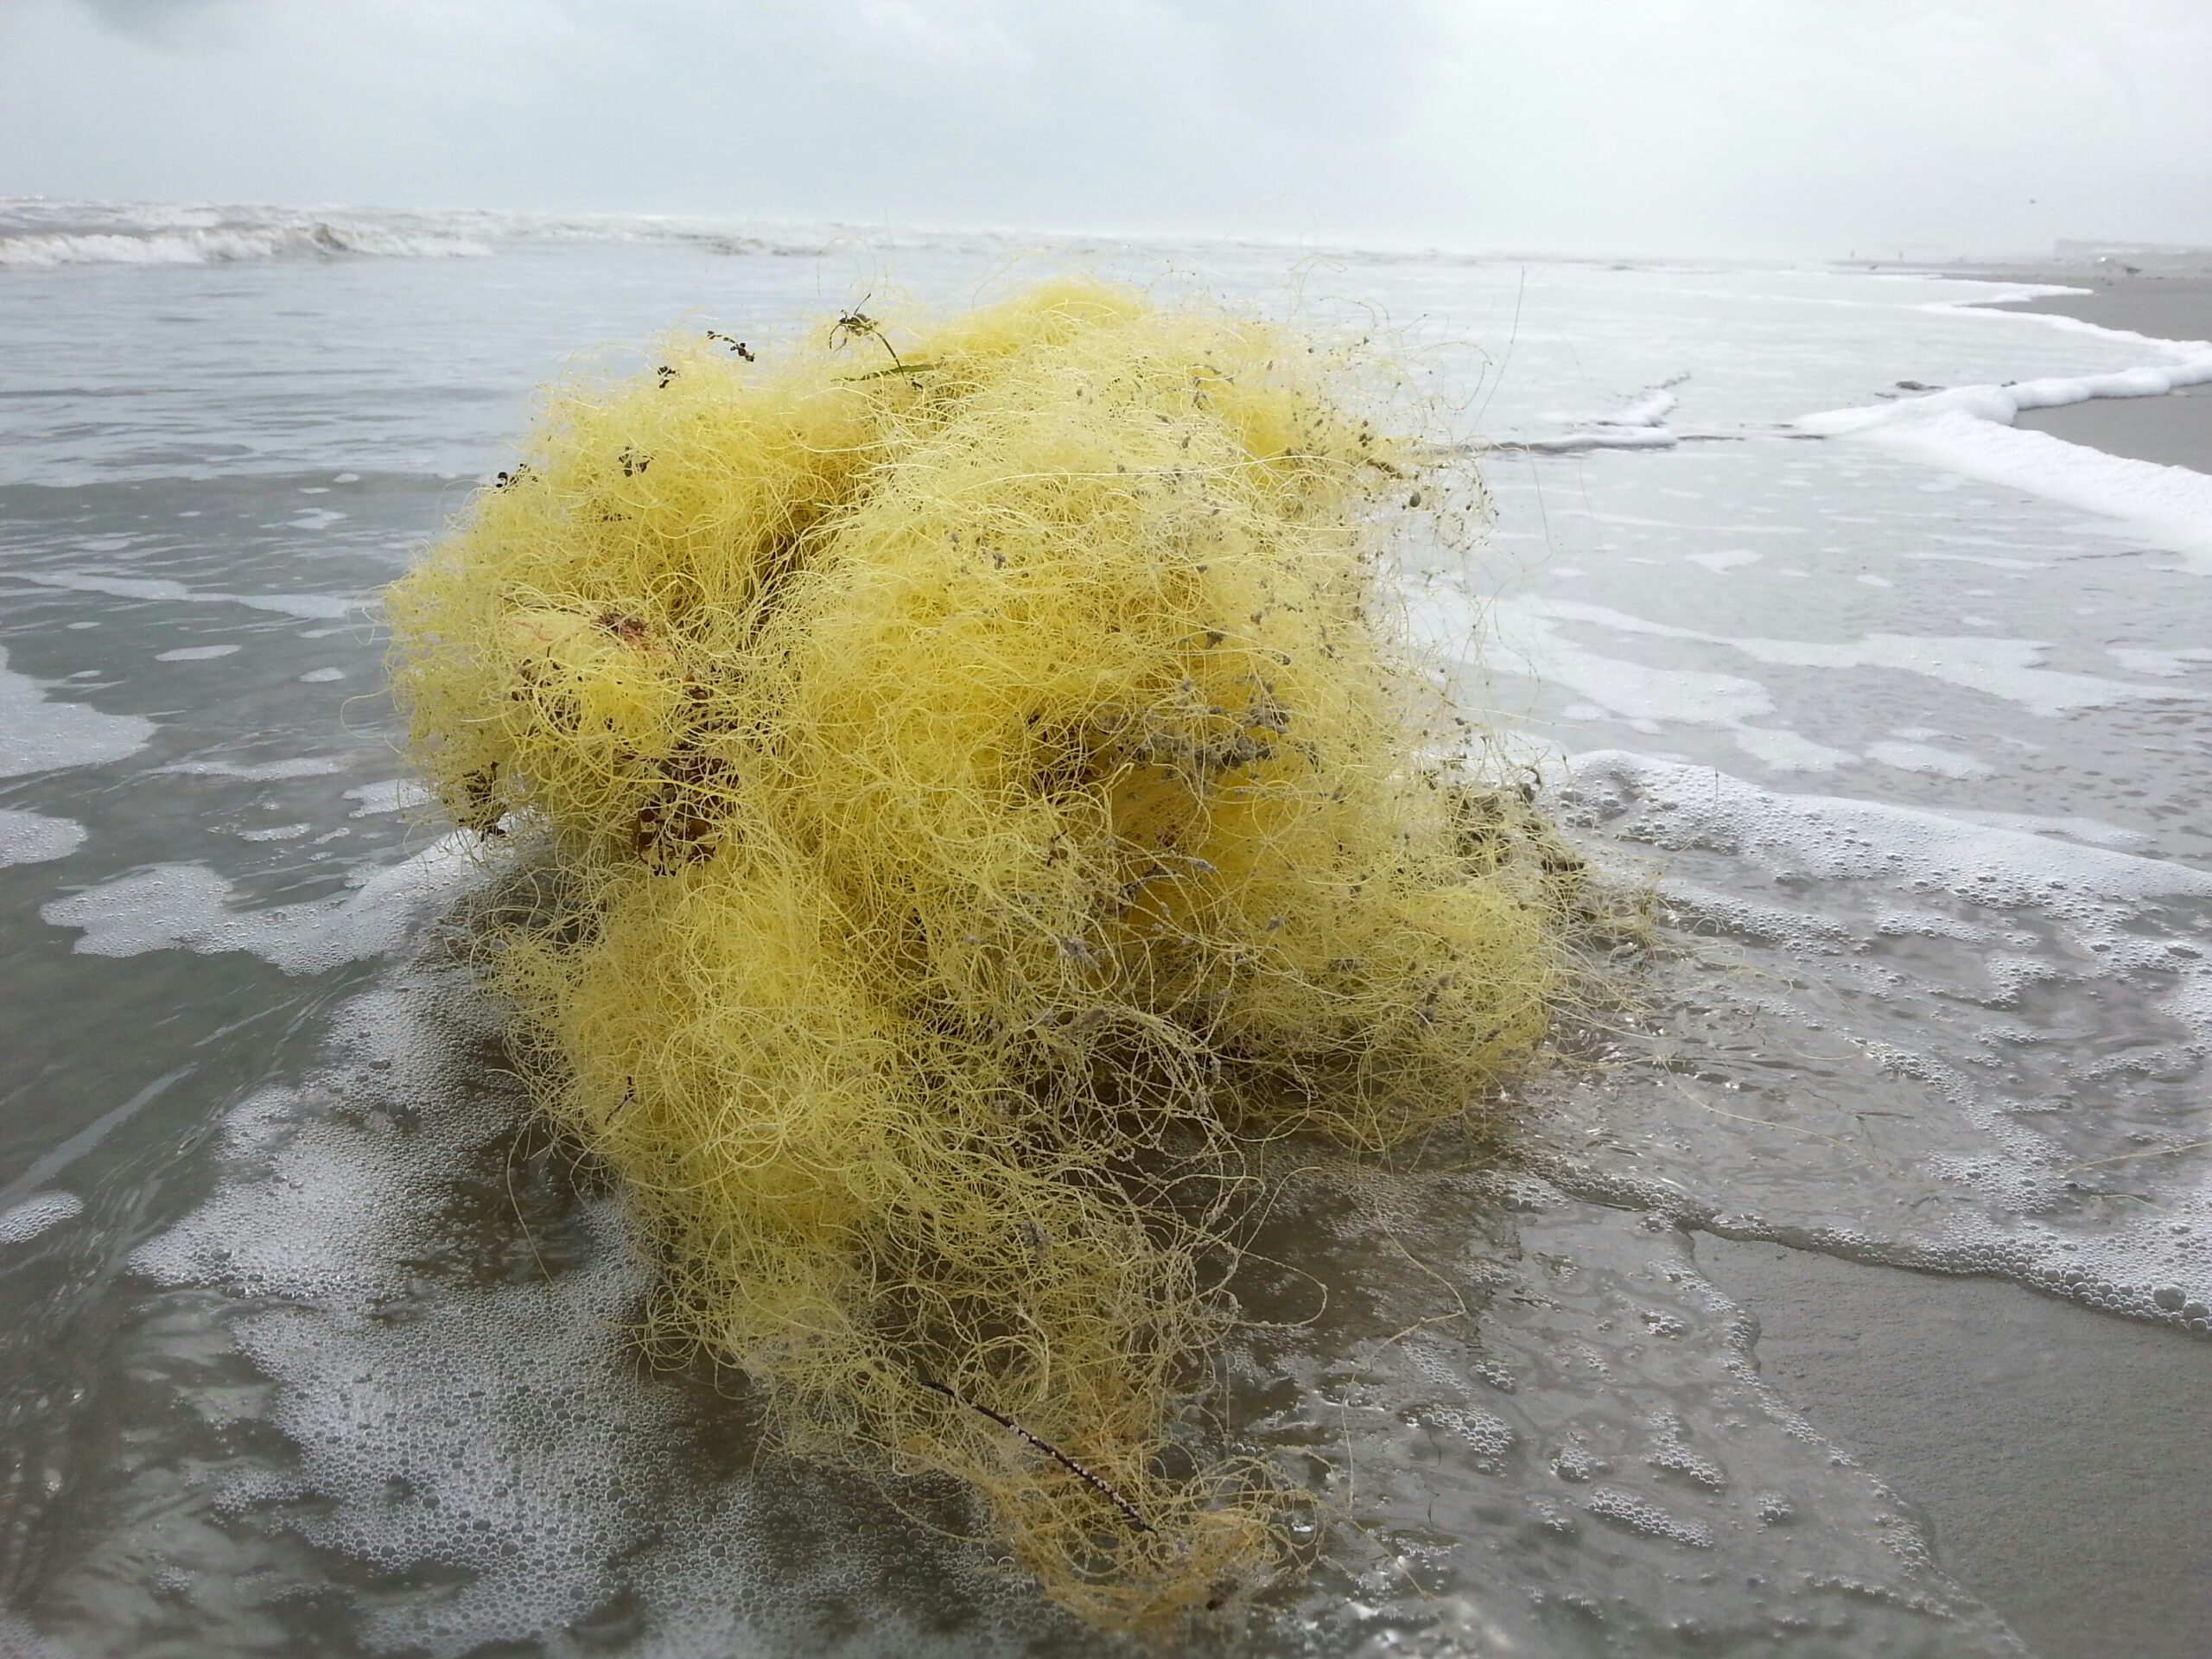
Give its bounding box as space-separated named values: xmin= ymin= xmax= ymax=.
xmin=0 ymin=809 xmax=86 ymax=868
xmin=0 ymin=197 xmax=1014 ymax=272
xmin=1797 ymin=308 xmax=2212 ymax=571
xmin=1557 ymin=750 xmax=2212 ymax=1332
xmin=17 ymin=570 xmax=355 ymax=620
xmin=42 ymin=835 xmax=481 ymax=976
xmin=0 ymin=646 xmax=153 ymax=778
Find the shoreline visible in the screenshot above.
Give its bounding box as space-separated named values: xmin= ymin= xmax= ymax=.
xmin=1952 ymin=265 xmax=2212 ymax=474
xmin=1696 ymin=1238 xmax=2212 ymax=1659
xmin=1706 ymin=255 xmax=2212 ymax=1658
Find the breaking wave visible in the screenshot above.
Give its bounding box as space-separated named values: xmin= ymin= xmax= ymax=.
xmin=0 ymin=197 xmax=1037 ymax=270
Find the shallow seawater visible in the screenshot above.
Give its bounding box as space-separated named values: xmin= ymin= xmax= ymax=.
xmin=1 ymin=222 xmax=2206 ymax=1657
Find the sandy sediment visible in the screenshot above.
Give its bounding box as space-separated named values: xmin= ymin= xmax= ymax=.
xmin=2012 ymin=384 xmax=2209 ymax=474
xmin=1730 ymin=257 xmax=2212 ymax=1657
xmin=1696 ymin=1238 xmax=2212 ymax=1659
xmin=1966 ymin=267 xmax=2212 ymax=474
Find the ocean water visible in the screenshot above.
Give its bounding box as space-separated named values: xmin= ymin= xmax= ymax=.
xmin=2 ymin=201 xmax=2209 ymax=1658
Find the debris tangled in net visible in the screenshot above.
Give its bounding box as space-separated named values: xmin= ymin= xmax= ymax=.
xmin=386 ymin=278 xmax=1586 ymax=1625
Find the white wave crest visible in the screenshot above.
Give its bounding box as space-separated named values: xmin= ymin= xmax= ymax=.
xmin=0 ymin=221 xmax=493 ymax=269
xmin=0 ymin=195 xmax=1014 ymax=272
xmin=1795 ymin=304 xmax=2212 ymax=573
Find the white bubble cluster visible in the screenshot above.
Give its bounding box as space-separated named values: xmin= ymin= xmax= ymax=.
xmin=1582 ymin=1487 xmax=1715 ymax=1549
xmin=0 ymin=809 xmax=85 ymax=870
xmin=131 ymin=967 xmax=1076 ymax=1656
xmin=0 ymin=645 xmax=154 ymax=779
xmin=1554 ymin=750 xmax=2212 ymax=1331
xmin=0 ymin=1190 xmax=83 ymax=1245
xmin=43 ymin=834 xmax=481 ymax=976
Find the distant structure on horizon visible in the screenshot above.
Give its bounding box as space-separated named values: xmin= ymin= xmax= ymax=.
xmin=1851 ymin=238 xmax=2212 ymax=274
xmin=2051 ymin=238 xmax=2212 ymax=272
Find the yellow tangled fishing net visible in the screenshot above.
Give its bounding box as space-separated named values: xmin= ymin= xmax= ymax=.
xmin=386 ymin=277 xmax=1580 ymax=1624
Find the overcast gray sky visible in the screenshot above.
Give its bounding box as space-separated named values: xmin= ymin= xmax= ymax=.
xmin=3 ymin=0 xmax=2208 ymax=258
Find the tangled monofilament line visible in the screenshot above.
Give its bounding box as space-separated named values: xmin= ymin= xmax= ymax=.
xmin=387 ymin=277 xmax=1585 ymax=1626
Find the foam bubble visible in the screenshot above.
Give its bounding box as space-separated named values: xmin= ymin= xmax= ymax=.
xmin=126 ymin=967 xmax=1082 ymax=1656
xmin=0 ymin=1191 xmax=83 ymax=1245
xmin=41 ymin=836 xmax=481 ymax=976
xmin=1582 ymin=1487 xmax=1714 ymax=1548
xmin=0 ymin=646 xmax=154 ymax=779
xmin=1552 ymin=750 xmax=2212 ymax=1328
xmin=0 ymin=809 xmax=86 ymax=868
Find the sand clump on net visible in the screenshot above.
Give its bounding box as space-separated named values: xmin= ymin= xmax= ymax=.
xmin=385 ymin=277 xmax=1592 ymax=1626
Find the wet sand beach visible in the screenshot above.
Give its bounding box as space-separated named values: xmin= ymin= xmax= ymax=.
xmin=1694 ymin=262 xmax=2212 ymax=1659
xmin=2015 ymin=383 xmax=2208 ymax=475
xmin=1698 ymin=1239 xmax=2212 ymax=1659
xmin=1993 ymin=270 xmax=2212 ymax=474
xmin=7 ymin=232 xmax=2209 ymax=1656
